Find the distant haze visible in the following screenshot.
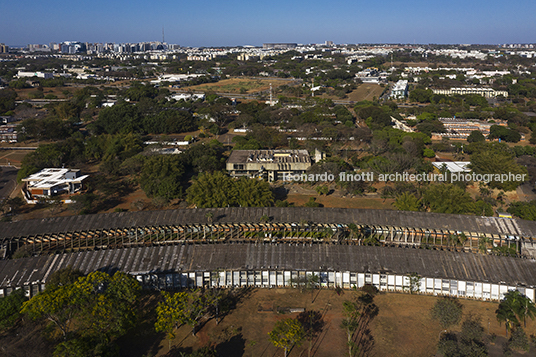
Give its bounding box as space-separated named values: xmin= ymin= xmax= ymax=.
xmin=1 ymin=0 xmax=535 ymax=46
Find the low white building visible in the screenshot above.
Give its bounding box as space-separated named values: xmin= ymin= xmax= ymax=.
xmin=22 ymin=168 xmax=89 ymax=200
xmin=432 ymin=161 xmax=470 ymax=173
xmin=390 ymin=80 xmax=408 ymax=99
xmin=170 ymin=93 xmax=205 ymax=101
xmin=432 ymin=87 xmax=508 ymax=98
xmin=17 ymin=71 xmax=53 ymax=79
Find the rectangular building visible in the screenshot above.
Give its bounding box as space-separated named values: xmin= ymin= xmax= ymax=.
xmin=22 ymin=168 xmax=89 ymax=199
xmin=227 ymin=150 xmax=312 ymax=182
xmin=432 ymin=87 xmax=508 ymax=98
xmin=390 ymin=80 xmax=408 ymax=99
xmin=263 ymin=43 xmax=297 ymax=50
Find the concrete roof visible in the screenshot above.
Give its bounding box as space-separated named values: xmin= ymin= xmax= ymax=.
xmin=1 ymin=207 xmax=535 ymax=240
xmin=2 ymin=244 xmax=536 ymax=288
xmin=227 ymin=150 xmax=311 ymax=164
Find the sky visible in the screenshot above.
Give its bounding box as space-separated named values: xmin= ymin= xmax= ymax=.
xmin=1 ymin=0 xmax=535 ymax=47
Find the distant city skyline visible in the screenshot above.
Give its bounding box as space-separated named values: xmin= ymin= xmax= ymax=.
xmin=1 ymin=0 xmax=536 ymax=47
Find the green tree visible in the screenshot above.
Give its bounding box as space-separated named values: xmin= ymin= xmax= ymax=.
xmin=509 ymin=328 xmax=530 ymax=352
xmin=430 ymin=297 xmax=463 ymax=331
xmin=422 ymin=184 xmax=473 ymax=214
xmin=467 ymin=130 xmax=485 ymax=143
xmin=340 ymin=299 xmax=361 ymax=357
xmin=406 ymin=273 xmax=422 ymax=294
xmin=304 ymin=197 xmax=321 ymax=207
xmin=488 ymin=125 xmax=521 ymax=143
xmin=269 ymin=318 xmax=305 ymax=357
xmin=507 ymin=201 xmax=536 ymax=221
xmin=186 ymin=171 xmax=237 ymax=208
xmin=393 ymin=192 xmax=422 ymax=212
xmin=496 ymin=290 xmax=536 ymax=337
xmin=469 ymin=142 xmax=527 ymax=191
xmin=234 ymin=178 xmax=274 ymax=207
xmin=155 ymin=289 xmax=208 ymax=349
xmin=139 ymin=155 xmax=185 ymax=199
xmin=186 ymin=172 xmax=274 ymax=208
xmin=46 ymin=266 xmax=84 ymax=290
xmin=155 ymin=291 xmax=190 ymax=350
xmin=22 ymin=282 xmax=79 ymax=338
xmin=423 ymin=148 xmax=436 ymax=158
xmin=0 ymin=289 xmax=28 ymax=330
xmin=22 ymin=271 xmax=140 ymax=352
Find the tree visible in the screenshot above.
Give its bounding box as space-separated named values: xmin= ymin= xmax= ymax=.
xmin=234 ymin=178 xmax=274 ymax=207
xmin=467 ymin=130 xmax=485 ymax=143
xmin=0 ymin=289 xmax=28 ymax=330
xmin=340 ymin=300 xmax=361 ymax=357
xmin=186 ymin=172 xmax=274 ymax=208
xmin=406 ymin=273 xmax=422 ymax=294
xmin=155 ymin=289 xmax=208 ymax=350
xmin=297 ymin=310 xmax=324 ymax=357
xmin=507 ymin=201 xmax=536 ymax=221
xmin=509 ymin=328 xmax=530 ymax=352
xmin=22 ymin=271 xmax=140 ymax=354
xmin=423 ymin=148 xmax=436 ymax=158
xmin=460 ymin=314 xmax=485 ymax=343
xmin=409 ymin=88 xmax=433 ymax=103
xmin=340 ymin=293 xmax=378 ymax=357
xmin=22 ymin=282 xmax=79 ymax=338
xmin=470 ymin=142 xmax=527 ymax=191
xmin=496 ymin=290 xmax=536 ymax=337
xmin=186 ymin=171 xmax=237 ymax=208
xmin=488 ymin=125 xmax=521 ymax=143
xmin=155 ymin=291 xmax=190 ymax=350
xmin=304 ymin=197 xmax=321 ymax=207
xmin=269 ymin=318 xmax=305 ymax=357
xmin=393 ymin=192 xmax=422 ymax=212
xmin=46 ymin=266 xmax=84 ymax=290
xmin=430 ymin=297 xmax=463 ymax=331
xmin=139 ymin=155 xmax=185 ymax=199
xmin=422 ymin=184 xmax=473 ymax=214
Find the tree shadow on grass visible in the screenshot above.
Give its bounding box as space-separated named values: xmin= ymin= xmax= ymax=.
xmin=216 ymin=333 xmax=246 ymax=357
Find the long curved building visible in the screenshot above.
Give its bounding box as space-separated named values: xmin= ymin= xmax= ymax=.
xmin=1 ymin=207 xmax=536 ymax=301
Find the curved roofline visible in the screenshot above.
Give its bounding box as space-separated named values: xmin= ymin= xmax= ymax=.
xmin=1 ymin=207 xmax=536 ymax=240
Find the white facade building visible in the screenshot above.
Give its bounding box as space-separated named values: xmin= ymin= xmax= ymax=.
xmin=390 ymin=80 xmax=408 ymax=99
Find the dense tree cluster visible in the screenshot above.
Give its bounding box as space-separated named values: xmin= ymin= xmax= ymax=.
xmin=21 ymin=269 xmax=141 ymax=356
xmin=186 ymin=171 xmax=274 ymax=208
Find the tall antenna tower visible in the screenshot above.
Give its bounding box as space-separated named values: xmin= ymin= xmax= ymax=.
xmin=269 ymin=83 xmax=273 ymax=105
xmin=162 ymin=27 xmax=165 ymax=43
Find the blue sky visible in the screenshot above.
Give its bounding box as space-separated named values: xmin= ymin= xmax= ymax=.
xmin=1 ymin=0 xmax=535 ymax=47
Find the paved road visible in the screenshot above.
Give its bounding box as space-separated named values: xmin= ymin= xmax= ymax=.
xmin=0 ymin=167 xmax=18 ymax=200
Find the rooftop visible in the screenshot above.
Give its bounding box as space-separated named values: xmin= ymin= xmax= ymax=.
xmin=1 ymin=244 xmax=536 ymax=288
xmin=22 ymin=168 xmax=88 ymax=189
xmin=432 ymin=161 xmax=471 ymax=173
xmin=227 ymin=150 xmax=311 ymax=165
xmin=0 ymin=207 xmax=535 ymax=241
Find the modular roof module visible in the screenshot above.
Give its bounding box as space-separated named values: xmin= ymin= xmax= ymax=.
xmin=2 ymin=245 xmax=536 ymax=289
xmin=1 ymin=207 xmax=536 ymax=241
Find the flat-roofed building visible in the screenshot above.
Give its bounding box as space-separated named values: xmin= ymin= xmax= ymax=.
xmin=263 ymin=43 xmax=297 ymax=50
xmin=390 ymin=80 xmax=408 ymax=99
xmin=432 ymin=87 xmax=508 ymax=98
xmin=227 ymin=150 xmax=311 ymax=182
xmin=17 ymin=71 xmax=53 ymax=79
xmin=22 ymin=168 xmax=89 ymax=199
xmin=432 ymin=161 xmax=470 ymax=173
